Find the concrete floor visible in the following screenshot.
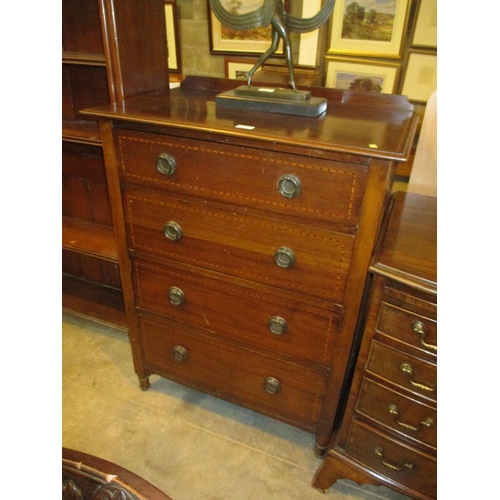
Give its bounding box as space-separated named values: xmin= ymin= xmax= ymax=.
xmin=62 ymin=312 xmax=412 ymax=500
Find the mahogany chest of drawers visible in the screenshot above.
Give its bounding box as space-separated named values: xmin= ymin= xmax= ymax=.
xmin=313 ymin=192 xmax=437 ymax=497
xmin=84 ymin=77 xmax=417 ymax=454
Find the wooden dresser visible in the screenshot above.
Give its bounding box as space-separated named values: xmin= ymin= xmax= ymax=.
xmin=313 ymin=192 xmax=437 ymax=497
xmin=84 ymin=77 xmax=417 ymax=454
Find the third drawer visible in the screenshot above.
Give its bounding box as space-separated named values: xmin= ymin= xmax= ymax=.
xmin=132 ymin=258 xmax=340 ymax=367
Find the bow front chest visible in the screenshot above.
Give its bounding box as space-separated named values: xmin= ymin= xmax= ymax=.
xmin=84 ymin=77 xmax=417 ymax=454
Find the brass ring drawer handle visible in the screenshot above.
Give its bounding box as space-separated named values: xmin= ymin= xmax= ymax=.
xmin=399 ymin=363 xmax=436 ymax=392
xmin=388 ymin=404 xmax=435 ymax=431
xmin=268 ymin=316 xmax=288 ymax=335
xmin=264 ymin=377 xmax=281 ymax=395
xmin=274 ymin=247 xmax=295 ymax=268
xmin=156 ymin=153 xmax=177 ymax=176
xmin=164 ymin=221 xmax=183 ymax=241
xmin=168 ymin=286 xmax=185 ymax=306
xmin=277 ymin=174 xmax=301 ymax=199
xmin=374 ymin=446 xmax=414 ymax=472
xmin=173 ymin=345 xmax=188 ymax=362
xmin=412 ymin=321 xmax=437 ymax=353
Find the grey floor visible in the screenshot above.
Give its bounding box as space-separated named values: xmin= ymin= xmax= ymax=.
xmin=62 ymin=312 xmax=412 ymax=500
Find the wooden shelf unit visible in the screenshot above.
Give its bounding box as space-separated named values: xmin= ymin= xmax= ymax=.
xmin=62 ymin=0 xmax=169 ymax=327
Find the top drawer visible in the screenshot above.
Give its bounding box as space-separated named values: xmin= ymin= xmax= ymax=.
xmin=115 ymin=130 xmax=367 ymax=232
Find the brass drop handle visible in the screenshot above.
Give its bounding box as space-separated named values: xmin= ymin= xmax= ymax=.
xmin=374 ymin=446 xmax=414 ymax=472
xmin=173 ymin=345 xmax=188 ymax=362
xmin=164 ymin=221 xmax=183 ymax=241
xmin=388 ymin=404 xmax=435 ymax=431
xmin=278 ymin=174 xmax=301 ymax=199
xmin=168 ymin=286 xmax=185 ymax=306
xmin=264 ymin=377 xmax=281 ymax=395
xmin=156 ymin=153 xmax=177 ymax=176
xmin=411 ymin=321 xmax=437 ymax=353
xmin=399 ymin=363 xmax=436 ymax=392
xmin=268 ymin=316 xmax=288 ymax=335
xmin=274 ymin=247 xmax=295 ymax=268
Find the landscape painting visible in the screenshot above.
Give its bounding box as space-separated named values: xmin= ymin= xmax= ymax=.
xmin=328 ymin=0 xmax=409 ymax=57
xmin=325 ymin=58 xmax=399 ymax=94
xmin=208 ymin=0 xmax=285 ymax=54
xmin=218 ymin=0 xmax=271 ymax=43
xmin=341 ymin=0 xmax=397 ymax=41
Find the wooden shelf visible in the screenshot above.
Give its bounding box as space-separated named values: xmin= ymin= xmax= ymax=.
xmin=62 ymin=274 xmax=127 ymax=330
xmin=63 ymin=51 xmax=106 ymax=66
xmin=62 ymin=216 xmax=118 ymax=262
xmin=62 ymin=121 xmax=101 ymax=144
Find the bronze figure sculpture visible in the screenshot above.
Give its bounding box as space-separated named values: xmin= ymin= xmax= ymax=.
xmin=209 ymin=0 xmax=336 ymax=91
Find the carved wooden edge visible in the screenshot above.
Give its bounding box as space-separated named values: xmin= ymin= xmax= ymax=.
xmin=312 ymin=448 xmax=432 ymax=500
xmin=62 ymin=448 xmax=173 ymax=500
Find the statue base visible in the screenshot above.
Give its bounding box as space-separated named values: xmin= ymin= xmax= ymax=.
xmin=215 ymin=85 xmax=327 ymax=118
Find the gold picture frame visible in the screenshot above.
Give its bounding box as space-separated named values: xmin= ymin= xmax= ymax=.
xmin=328 ymin=0 xmax=411 ymax=58
xmin=412 ymin=0 xmax=437 ymax=48
xmin=325 ymin=57 xmax=400 ymax=93
xmin=165 ymin=0 xmax=181 ymax=73
xmin=401 ymin=52 xmax=437 ymax=102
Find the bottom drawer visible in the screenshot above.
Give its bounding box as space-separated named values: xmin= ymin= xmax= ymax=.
xmin=138 ymin=314 xmax=327 ymax=431
xmin=346 ymin=419 xmax=436 ymax=498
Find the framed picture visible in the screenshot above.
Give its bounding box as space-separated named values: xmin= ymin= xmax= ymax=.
xmin=401 ymin=52 xmax=437 ymax=102
xmin=207 ymin=0 xmax=286 ymax=55
xmin=412 ymin=0 xmax=437 ymax=48
xmin=224 ymin=57 xmax=258 ymax=80
xmin=165 ymin=0 xmax=181 ymax=73
xmin=328 ymin=0 xmax=411 ymax=58
xmin=325 ymin=57 xmax=400 ymax=93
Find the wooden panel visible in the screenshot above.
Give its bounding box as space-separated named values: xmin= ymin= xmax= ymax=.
xmin=62 ymin=0 xmax=104 ymax=54
xmin=366 ymin=341 xmax=436 ymax=402
xmin=62 ymin=275 xmax=126 ymax=330
xmin=376 ymin=301 xmax=437 ymax=356
xmin=132 ymin=259 xmax=339 ymax=367
xmin=62 ymin=65 xmax=110 ymax=120
xmin=355 ymin=378 xmax=436 ymax=449
xmin=116 ymin=130 xmax=367 ymax=232
xmin=124 ymin=188 xmax=355 ymax=304
xmin=62 ymin=250 xmax=121 ymax=288
xmin=62 ymin=141 xmax=113 ymax=225
xmin=62 ymin=216 xmax=118 ymax=262
xmin=138 ymin=313 xmax=327 ymax=430
xmin=346 ymin=420 xmax=436 ymax=499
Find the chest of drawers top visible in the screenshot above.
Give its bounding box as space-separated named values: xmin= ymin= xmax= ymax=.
xmin=84 ymin=76 xmax=417 ymax=163
xmin=371 ymin=192 xmax=437 ymax=294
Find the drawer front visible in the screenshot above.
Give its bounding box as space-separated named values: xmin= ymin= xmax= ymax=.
xmin=132 ymin=259 xmax=340 ymax=367
xmin=138 ymin=314 xmax=328 ymax=430
xmin=124 ymin=189 xmax=354 ymax=304
xmin=115 ymin=130 xmax=366 ymax=231
xmin=346 ymin=420 xmax=436 ymax=498
xmin=356 ymin=378 xmax=436 ymax=449
xmin=377 ymin=302 xmax=437 ymax=356
xmin=366 ymin=341 xmax=437 ymax=402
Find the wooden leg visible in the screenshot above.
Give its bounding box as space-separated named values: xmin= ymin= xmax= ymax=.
xmin=314 ymin=442 xmax=328 ymax=458
xmin=312 ymin=450 xmax=381 ymax=493
xmin=139 ymin=376 xmax=150 ymax=391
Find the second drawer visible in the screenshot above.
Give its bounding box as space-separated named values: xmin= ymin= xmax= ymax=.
xmin=124 ymin=188 xmax=354 ymax=304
